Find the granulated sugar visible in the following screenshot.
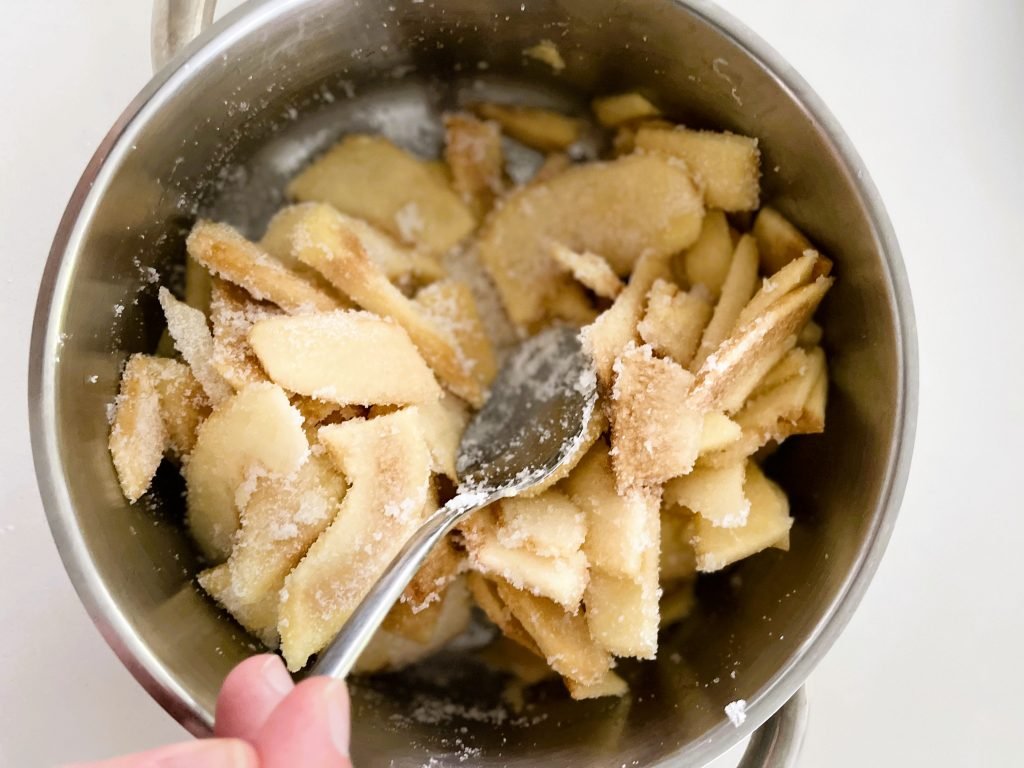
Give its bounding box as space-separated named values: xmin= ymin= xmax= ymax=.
xmin=724 ymin=699 xmax=747 ymax=727
xmin=395 ymin=201 xmax=425 ymax=242
xmin=390 ymin=693 xmax=547 ymax=730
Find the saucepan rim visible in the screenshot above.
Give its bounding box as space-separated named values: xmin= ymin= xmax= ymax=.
xmin=28 ymin=0 xmax=917 ymax=761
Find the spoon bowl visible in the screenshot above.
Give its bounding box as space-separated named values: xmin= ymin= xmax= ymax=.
xmin=31 ymin=1 xmax=914 ymax=763
xmin=457 ymin=326 xmax=598 ymax=494
xmin=310 ymin=325 xmax=597 ymax=678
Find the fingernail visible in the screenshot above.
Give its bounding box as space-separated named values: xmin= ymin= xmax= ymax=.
xmin=152 ymin=741 xmax=203 ymax=768
xmin=154 ymin=739 xmax=250 ymax=768
xmin=260 ymin=654 xmax=294 ymax=697
xmin=325 ymin=679 xmax=351 ymax=757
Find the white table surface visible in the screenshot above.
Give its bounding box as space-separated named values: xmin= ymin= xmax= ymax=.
xmin=2 ymin=1 xmax=1021 ymax=766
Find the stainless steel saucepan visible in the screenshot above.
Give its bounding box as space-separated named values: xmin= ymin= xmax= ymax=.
xmin=29 ymin=0 xmax=916 ymax=765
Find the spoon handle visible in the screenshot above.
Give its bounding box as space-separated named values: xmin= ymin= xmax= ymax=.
xmin=309 ymin=491 xmax=496 ymax=679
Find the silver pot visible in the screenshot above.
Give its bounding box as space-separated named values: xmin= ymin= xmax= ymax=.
xmin=29 ymin=0 xmax=916 ymax=765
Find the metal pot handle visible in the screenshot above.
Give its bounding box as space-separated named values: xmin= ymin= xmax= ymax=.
xmin=147 ymin=3 xmax=811 ymax=766
xmin=151 ymin=0 xmax=217 ymax=72
xmin=736 ymin=687 xmax=809 ymax=768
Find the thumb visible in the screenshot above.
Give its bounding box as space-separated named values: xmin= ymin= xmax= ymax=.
xmin=253 ymin=677 xmax=352 ymax=768
xmin=62 ymin=738 xmax=258 ymax=768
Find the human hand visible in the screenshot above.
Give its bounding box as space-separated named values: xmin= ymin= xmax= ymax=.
xmin=65 ymin=655 xmax=351 ymax=767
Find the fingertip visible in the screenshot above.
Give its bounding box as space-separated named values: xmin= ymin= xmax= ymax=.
xmin=229 ymin=739 xmax=261 ymax=768
xmin=257 ymin=654 xmax=295 ymax=696
xmin=215 ymin=653 xmax=294 ymax=740
xmin=152 ymin=739 xmax=258 ymax=768
xmin=63 ymin=738 xmax=258 ymax=768
xmin=324 ymin=679 xmax=351 ymax=757
xmin=255 ymin=677 xmax=352 ymax=768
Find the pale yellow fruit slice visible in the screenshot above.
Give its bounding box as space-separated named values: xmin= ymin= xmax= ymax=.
xmin=186 ymin=220 xmax=344 ymax=314
xmin=635 ymin=125 xmax=761 ymax=211
xmin=399 ymin=534 xmax=465 ymax=613
xmin=256 ymin=205 xmax=353 ymax=295
xmin=564 ymin=440 xmax=658 ymax=579
xmin=475 ymin=635 xmax=555 ymax=685
xmin=582 ymin=250 xmax=673 ymax=387
xmin=466 ymin=572 xmax=540 ymax=654
xmin=665 ymin=462 xmax=750 ymax=528
xmin=185 ymin=255 xmax=213 ymax=315
xmin=109 ymin=355 xmax=211 ymax=488
xmin=355 ymin=577 xmax=471 ymax=674
xmin=585 ymin=488 xmax=660 ymax=659
xmin=286 ymin=134 xmax=475 ymax=255
xmin=184 ymin=383 xmax=308 ymax=562
xmin=774 ymin=530 xmax=792 ymax=553
xmin=637 ymin=279 xmax=713 ymax=368
xmin=146 ymin=356 xmax=210 ymax=458
xmin=293 ymin=398 xmax=359 ymax=433
xmin=109 ymin=354 xmax=168 ymax=503
xmin=798 ymin=319 xmax=824 ymax=348
xmin=688 ymin=277 xmax=832 ymax=414
xmin=749 ymin=346 xmax=817 ymax=399
xmin=523 ymin=39 xmax=566 ymax=72
xmin=478 ymin=153 xmax=704 ymax=326
xmin=423 ymin=159 xmax=451 ymax=186
xmin=381 ymin=585 xmax=447 ymax=646
xmin=698 ymin=412 xmax=743 ymax=455
xmin=463 ymin=510 xmax=587 ymax=612
xmin=495 ymin=489 xmax=586 ymax=558
xmin=414 ymin=393 xmax=470 ymax=482
xmin=495 ymin=580 xmax=613 ymax=687
xmin=414 ymin=279 xmax=498 ymax=391
xmin=611 ymin=118 xmax=675 ymax=156
xmin=154 ymin=328 xmax=176 ymax=359
xmin=692 ymin=234 xmax=760 ymax=369
xmin=226 ymin=453 xmax=345 ymax=606
xmin=753 ymin=206 xmax=814 ymax=275
xmin=701 ymin=347 xmax=827 ymax=466
xmin=279 ymin=409 xmax=432 ymax=670
xmin=541 ymin=278 xmax=599 ymax=327
xmin=565 ymin=670 xmax=628 ymax=700
xmin=289 ymin=203 xmax=485 ymax=406
xmin=248 ymin=311 xmax=441 ymax=407
xmin=612 ymin=125 xmax=637 ymax=157
xmin=660 ymin=509 xmax=697 ymax=581
xmin=585 ymin=555 xmax=660 ymax=659
xmin=609 ymin=343 xmax=704 ymax=492
xmin=443 ymin=113 xmax=505 ymax=219
xmin=531 ymin=152 xmax=573 ymax=184
xmin=659 ymin=578 xmax=697 ymax=627
xmin=262 ymin=203 xmax=444 ymax=289
xmin=158 ymin=287 xmax=234 ymax=404
xmin=259 ymin=204 xmax=335 ymax=274
xmin=734 ymin=250 xmax=824 ymax=331
xmin=691 ymin=462 xmax=792 ymax=572
xmin=209 ymin=278 xmax=279 ymax=391
xmin=800 ymin=361 xmax=828 ymax=433
xmin=591 ymin=92 xmax=661 ymax=127
xmin=473 ymin=103 xmax=584 ymax=152
xmin=548 ymin=241 xmax=624 ymax=299
xmin=676 ymin=209 xmax=733 ymax=299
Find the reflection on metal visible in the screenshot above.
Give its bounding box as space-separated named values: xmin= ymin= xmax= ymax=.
xmin=30 ymin=0 xmax=916 ymax=766
xmin=151 ymin=0 xmax=216 ymax=72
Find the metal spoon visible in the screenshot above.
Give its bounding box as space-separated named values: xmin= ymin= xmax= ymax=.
xmin=310 ymin=325 xmax=597 ymax=679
